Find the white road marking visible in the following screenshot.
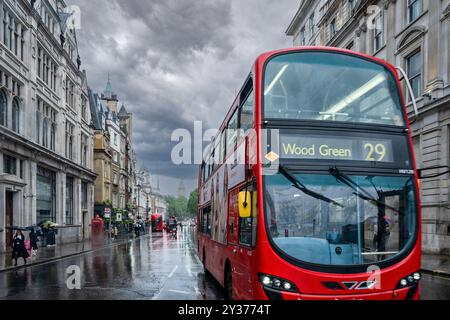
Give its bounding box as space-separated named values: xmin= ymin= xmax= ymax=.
xmin=186 ymin=265 xmax=193 ymax=277
xmin=168 ymin=265 xmax=178 ymax=278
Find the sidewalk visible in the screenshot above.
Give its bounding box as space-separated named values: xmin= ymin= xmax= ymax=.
xmin=0 ymin=232 xmax=145 ymax=273
xmin=422 ymin=254 xmax=450 ymax=277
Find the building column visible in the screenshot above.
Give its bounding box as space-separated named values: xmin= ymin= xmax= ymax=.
xmin=0 ymin=1 xmax=4 ymax=45
xmin=57 ymin=172 xmax=65 ymax=225
xmin=75 ymin=177 xmax=81 ymax=226
xmin=445 ymin=12 xmax=450 ymax=86
xmin=29 ymin=161 xmax=37 ymax=226
xmin=385 ymin=0 xmax=396 ymax=59
xmin=425 ymin=0 xmax=443 ymax=92
xmin=0 ymin=184 xmax=5 ymax=252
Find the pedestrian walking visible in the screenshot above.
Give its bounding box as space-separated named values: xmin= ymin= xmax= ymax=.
xmin=29 ymin=230 xmax=39 ymax=257
xmin=134 ymin=223 xmax=140 ymax=237
xmin=11 ymin=230 xmax=29 ymax=266
xmin=47 ymin=227 xmax=56 ymax=246
xmin=114 ymin=225 xmax=119 ymax=240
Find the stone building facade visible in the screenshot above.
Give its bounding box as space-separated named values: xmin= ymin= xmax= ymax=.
xmin=286 ymin=0 xmax=450 ymax=254
xmin=0 ymin=0 xmax=96 ymax=252
xmin=135 ymin=168 xmax=167 ymax=219
xmin=90 ymin=77 xmax=136 ymax=218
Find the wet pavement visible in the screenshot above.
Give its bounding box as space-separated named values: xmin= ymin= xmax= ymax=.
xmin=0 ymin=226 xmax=223 ymax=300
xmin=421 ymin=274 xmax=450 ymax=300
xmin=0 ymin=224 xmax=448 ymax=300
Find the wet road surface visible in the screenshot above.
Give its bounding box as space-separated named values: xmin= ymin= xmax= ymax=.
xmin=0 ymin=226 xmax=223 ymax=300
xmin=421 ymin=273 xmax=450 ymax=300
xmin=0 ymin=225 xmax=448 ymax=300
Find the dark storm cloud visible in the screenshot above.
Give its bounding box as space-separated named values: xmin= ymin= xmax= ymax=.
xmin=114 ymin=0 xmax=234 ymax=58
xmin=68 ymin=0 xmax=298 ymax=195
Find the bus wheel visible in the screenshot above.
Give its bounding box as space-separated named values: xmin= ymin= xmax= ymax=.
xmin=224 ymin=264 xmax=233 ymax=300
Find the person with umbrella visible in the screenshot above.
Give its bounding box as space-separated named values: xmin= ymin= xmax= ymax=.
xmin=12 ymin=230 xmax=29 ymax=266
xmin=28 ymin=228 xmax=39 ymax=257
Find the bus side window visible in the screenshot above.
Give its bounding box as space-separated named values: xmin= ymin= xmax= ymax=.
xmin=201 ymin=205 xmax=212 ymax=235
xmin=239 ymin=89 xmax=254 ymax=132
xmin=239 ymin=186 xmax=257 ymax=247
xmin=220 ymin=130 xmax=226 ymax=165
xmin=227 ymin=110 xmax=238 ymax=154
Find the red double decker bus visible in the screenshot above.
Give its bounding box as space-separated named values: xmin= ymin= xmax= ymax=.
xmin=197 ymin=47 xmax=421 ymax=300
xmin=151 ymin=213 xmax=164 ymax=232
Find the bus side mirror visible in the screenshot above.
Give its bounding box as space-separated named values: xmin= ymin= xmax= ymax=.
xmin=238 ymin=191 xmax=252 ymax=218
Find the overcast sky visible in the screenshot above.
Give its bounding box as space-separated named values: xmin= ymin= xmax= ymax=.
xmin=68 ymin=0 xmax=299 ymax=196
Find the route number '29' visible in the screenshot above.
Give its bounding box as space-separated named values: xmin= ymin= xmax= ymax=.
xmin=364 ymin=143 xmax=386 ymax=161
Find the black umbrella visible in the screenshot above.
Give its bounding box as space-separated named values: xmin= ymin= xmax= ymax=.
xmin=5 ymin=226 xmax=28 ymax=231
xmin=26 ymin=226 xmax=42 ymax=233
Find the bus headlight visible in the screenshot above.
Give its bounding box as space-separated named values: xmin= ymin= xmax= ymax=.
xmin=397 ymin=272 xmax=421 ymax=289
xmin=258 ymin=273 xmax=299 ymax=293
xmin=261 ymin=276 xmax=271 ymax=286
xmin=283 ymin=282 xmax=292 ymax=291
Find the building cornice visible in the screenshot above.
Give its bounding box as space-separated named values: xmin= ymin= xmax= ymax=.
xmin=0 ymin=127 xmax=97 ymax=180
xmin=442 ymin=2 xmax=450 ymax=21
xmin=286 ymin=0 xmax=315 ymax=35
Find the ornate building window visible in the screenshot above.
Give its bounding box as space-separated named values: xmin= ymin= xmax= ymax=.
xmin=81 ymin=182 xmax=88 ymax=210
xmin=330 ymin=18 xmax=337 ymax=39
xmin=43 ymin=118 xmax=49 ymax=147
xmin=408 ymin=0 xmax=421 ymax=23
xmin=37 ymin=46 xmax=57 ymax=91
xmin=407 ymin=50 xmax=422 ymax=101
xmin=37 ymin=98 xmax=57 ymax=149
xmin=65 ymin=176 xmax=74 ymax=225
xmin=81 ymin=95 xmax=87 ymax=121
xmin=2 ymin=8 xmax=26 ymax=61
xmin=65 ymin=77 xmax=75 ymax=109
xmin=50 ymin=123 xmax=56 ymax=151
xmin=37 ymin=167 xmax=56 ymax=223
xmin=0 ymin=90 xmax=7 ymax=127
xmin=12 ymin=98 xmax=20 ymax=133
xmin=300 ymin=27 xmax=306 ymax=46
xmin=373 ymin=14 xmax=383 ymax=52
xmin=65 ymin=122 xmax=75 ymax=160
xmin=3 ymin=155 xmax=17 ymax=175
xmin=81 ymin=133 xmax=88 ymax=167
xmin=309 ymin=13 xmax=315 ymax=36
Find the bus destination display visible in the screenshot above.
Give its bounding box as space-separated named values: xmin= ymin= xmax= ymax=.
xmin=279 ymin=134 xmax=394 ymax=162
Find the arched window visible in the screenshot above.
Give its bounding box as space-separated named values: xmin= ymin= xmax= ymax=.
xmin=12 ymin=98 xmax=20 ymax=133
xmin=0 ymin=90 xmax=7 ymax=127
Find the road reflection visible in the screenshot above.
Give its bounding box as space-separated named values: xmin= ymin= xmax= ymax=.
xmin=0 ymin=224 xmax=223 ymax=300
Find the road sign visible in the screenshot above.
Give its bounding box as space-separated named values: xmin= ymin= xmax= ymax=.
xmin=116 ymin=213 xmax=122 ymax=222
xmin=104 ymin=208 xmax=111 ymax=218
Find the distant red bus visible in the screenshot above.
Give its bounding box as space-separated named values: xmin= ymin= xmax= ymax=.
xmin=151 ymin=214 xmax=164 ymax=232
xmin=197 ymin=47 xmax=421 ymax=300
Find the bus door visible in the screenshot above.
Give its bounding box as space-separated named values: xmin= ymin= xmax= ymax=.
xmin=228 ymin=185 xmax=257 ymax=299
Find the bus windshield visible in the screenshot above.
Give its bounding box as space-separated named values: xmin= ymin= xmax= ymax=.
xmin=263 ymin=51 xmax=406 ymax=126
xmin=264 ymin=172 xmax=417 ymax=266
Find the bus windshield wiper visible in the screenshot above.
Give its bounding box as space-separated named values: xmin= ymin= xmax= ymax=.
xmin=279 ymin=165 xmax=344 ymax=208
xmin=329 ymin=167 xmax=400 ymax=214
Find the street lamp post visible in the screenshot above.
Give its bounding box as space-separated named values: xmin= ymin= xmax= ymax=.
xmin=137 ymin=184 xmax=141 ymax=219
